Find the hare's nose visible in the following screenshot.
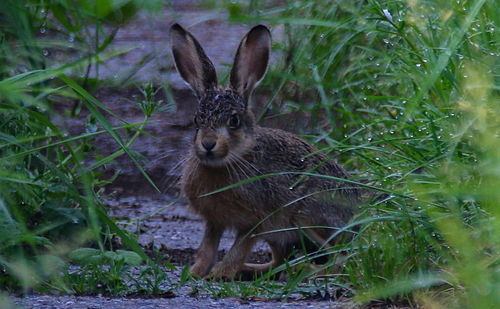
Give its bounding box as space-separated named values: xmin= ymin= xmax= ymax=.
xmin=202 ymin=140 xmax=216 ymax=151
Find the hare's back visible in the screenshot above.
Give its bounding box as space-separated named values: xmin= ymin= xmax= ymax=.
xmin=252 ymin=127 xmax=357 ymax=198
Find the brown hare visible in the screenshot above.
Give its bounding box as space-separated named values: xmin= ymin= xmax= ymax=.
xmin=170 ymin=23 xmax=359 ymax=279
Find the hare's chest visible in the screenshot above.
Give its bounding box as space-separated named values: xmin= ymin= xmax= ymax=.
xmin=182 ymin=166 xmax=231 ymax=199
xmin=182 ymin=167 xmax=256 ymax=227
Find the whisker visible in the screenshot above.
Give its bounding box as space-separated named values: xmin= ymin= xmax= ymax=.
xmin=158 ymin=157 xmax=189 ymax=192
xmin=228 ymin=154 xmax=243 ymax=182
xmin=225 ymin=159 xmax=235 ymax=183
xmin=234 ymin=152 xmax=261 ymax=175
xmin=230 ymin=152 xmax=260 ymax=179
xmin=162 ymin=155 xmax=200 ymax=193
xmin=228 ymin=153 xmax=251 ymax=181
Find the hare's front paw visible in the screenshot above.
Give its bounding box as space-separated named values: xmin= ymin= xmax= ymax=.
xmin=189 ymin=261 xmax=212 ymax=278
xmin=208 ymin=262 xmax=240 ymax=281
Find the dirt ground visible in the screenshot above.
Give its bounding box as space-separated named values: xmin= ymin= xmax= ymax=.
xmin=10 ymin=1 xmax=355 ymax=308
xmin=13 ymin=295 xmax=348 ymax=309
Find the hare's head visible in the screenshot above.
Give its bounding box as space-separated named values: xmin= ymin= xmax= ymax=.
xmin=170 ymin=24 xmax=271 ymax=167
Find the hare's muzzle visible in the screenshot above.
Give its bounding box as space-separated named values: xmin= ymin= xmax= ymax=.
xmin=194 ymin=129 xmax=230 ymax=166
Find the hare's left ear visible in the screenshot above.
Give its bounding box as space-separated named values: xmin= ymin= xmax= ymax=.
xmin=229 ymin=25 xmax=271 ymax=103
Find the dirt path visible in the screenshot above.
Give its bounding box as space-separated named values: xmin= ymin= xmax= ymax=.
xmin=12 ymin=294 xmax=345 ymax=309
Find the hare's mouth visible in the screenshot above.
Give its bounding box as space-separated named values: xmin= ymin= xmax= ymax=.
xmin=196 ymin=149 xmax=229 ymax=167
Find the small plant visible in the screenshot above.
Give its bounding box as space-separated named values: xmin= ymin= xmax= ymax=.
xmin=128 ymin=249 xmax=176 ymax=296
xmin=65 ymin=255 xmax=132 ymax=296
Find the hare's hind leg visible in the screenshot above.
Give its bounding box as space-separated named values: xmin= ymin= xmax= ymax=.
xmin=190 ymin=222 xmax=224 ymax=278
xmin=302 ymin=228 xmax=349 ymax=277
xmin=304 ymin=228 xmax=333 ymax=249
xmin=210 ymin=230 xmax=256 ymax=280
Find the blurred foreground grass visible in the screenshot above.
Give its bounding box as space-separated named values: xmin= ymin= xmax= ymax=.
xmin=1 ymin=0 xmax=500 ymax=307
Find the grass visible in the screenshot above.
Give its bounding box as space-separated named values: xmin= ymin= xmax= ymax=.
xmin=225 ymin=0 xmax=500 ymax=306
xmin=0 ymin=0 xmax=172 ymax=297
xmin=1 ymin=0 xmax=500 ymax=308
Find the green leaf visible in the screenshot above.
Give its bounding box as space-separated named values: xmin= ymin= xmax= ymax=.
xmin=68 ymin=248 xmax=102 ymax=265
xmin=103 ymin=251 xmax=119 ymax=261
xmin=116 ymin=250 xmax=143 ymax=266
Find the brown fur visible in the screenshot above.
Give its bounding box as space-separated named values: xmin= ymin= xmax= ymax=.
xmin=170 ymin=23 xmax=359 ymax=279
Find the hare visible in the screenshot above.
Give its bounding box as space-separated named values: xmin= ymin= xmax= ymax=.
xmin=170 ymin=23 xmax=359 ymax=279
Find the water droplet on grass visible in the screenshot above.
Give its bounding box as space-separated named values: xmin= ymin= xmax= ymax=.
xmin=382 ymin=8 xmax=393 ymax=21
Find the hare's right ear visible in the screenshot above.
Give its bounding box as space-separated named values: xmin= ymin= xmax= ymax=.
xmin=170 ymin=23 xmax=217 ymax=98
xmin=230 ymin=25 xmax=271 ymax=103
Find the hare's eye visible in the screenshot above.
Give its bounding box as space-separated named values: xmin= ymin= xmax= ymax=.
xmin=228 ymin=114 xmax=240 ymax=129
